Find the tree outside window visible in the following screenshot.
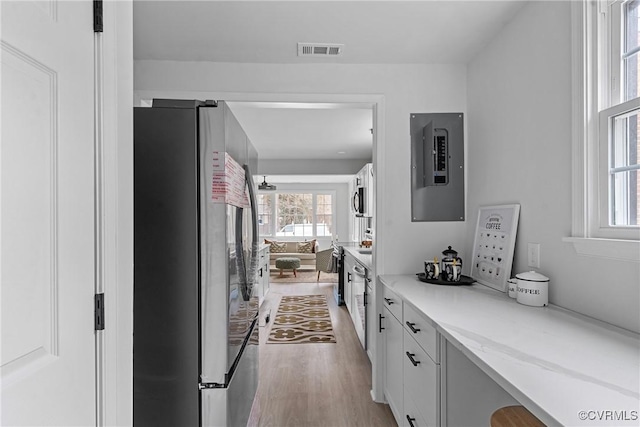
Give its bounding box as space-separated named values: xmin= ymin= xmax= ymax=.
xmin=316 ymin=194 xmax=333 ymax=236
xmin=277 ymin=193 xmax=313 ymax=236
xmin=257 ymin=194 xmax=272 ymax=236
xmin=257 ymin=192 xmax=334 ymax=238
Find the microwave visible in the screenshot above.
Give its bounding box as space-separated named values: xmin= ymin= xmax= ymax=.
xmin=353 ymin=187 xmax=366 ymax=216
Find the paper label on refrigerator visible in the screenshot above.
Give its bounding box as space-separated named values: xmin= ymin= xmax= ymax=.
xmin=211 ymin=151 xmax=250 ymax=208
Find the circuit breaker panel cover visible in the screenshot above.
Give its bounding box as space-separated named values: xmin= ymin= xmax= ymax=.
xmin=410 ymin=113 xmax=464 ymax=221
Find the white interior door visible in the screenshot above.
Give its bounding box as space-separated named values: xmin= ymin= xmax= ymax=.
xmin=1 ymin=1 xmax=96 ymax=425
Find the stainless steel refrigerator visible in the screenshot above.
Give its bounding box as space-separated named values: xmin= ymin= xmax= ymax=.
xmin=133 ymin=99 xmax=260 ymax=427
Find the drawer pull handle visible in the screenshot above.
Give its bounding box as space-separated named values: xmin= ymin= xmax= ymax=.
xmin=406 ymin=351 xmax=420 ymax=366
xmin=379 ymin=314 xmax=385 ymax=332
xmin=259 ymin=268 xmax=263 ymax=277
xmin=405 ymin=321 xmax=421 ymax=333
xmin=384 ymin=297 xmax=394 ymax=305
xmin=406 ymin=415 xmax=417 ymax=427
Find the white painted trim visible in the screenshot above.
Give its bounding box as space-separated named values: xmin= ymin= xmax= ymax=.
xmin=571 ymin=0 xmax=589 ymax=237
xmin=562 ymin=237 xmax=640 ymax=262
xmin=371 ymin=99 xmax=385 ymax=403
xmin=105 ymin=2 xmax=134 ymax=426
xmin=94 ymin=27 xmax=106 ymax=427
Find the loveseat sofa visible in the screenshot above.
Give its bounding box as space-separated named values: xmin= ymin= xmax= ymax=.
xmin=264 ymin=239 xmax=319 ymax=269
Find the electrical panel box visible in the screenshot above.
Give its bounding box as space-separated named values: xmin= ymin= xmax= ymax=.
xmin=410 ymin=113 xmax=464 ymax=221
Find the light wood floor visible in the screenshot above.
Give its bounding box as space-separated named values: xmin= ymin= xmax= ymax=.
xmin=247 ymin=281 xmax=397 ymax=427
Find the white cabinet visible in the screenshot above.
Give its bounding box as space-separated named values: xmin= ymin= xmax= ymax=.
xmin=351 ymin=262 xmax=366 ymax=348
xmin=360 ymin=163 xmax=374 ymax=217
xmin=403 ymin=329 xmax=439 ymax=426
xmin=402 ymin=302 xmax=440 ymax=427
xmin=344 ymin=253 xmax=354 ymax=314
xmin=402 ymin=301 xmax=440 ymax=427
xmin=353 ymin=163 xmax=374 ymax=218
xmin=382 ymin=286 xmax=403 ymax=422
xmin=366 ymin=275 xmax=374 ymax=360
xmin=381 ymin=284 xmax=441 ymax=427
xmin=255 ymin=244 xmax=270 ymax=306
xmin=343 ymin=251 xmax=367 ymax=349
xmin=403 ymin=396 xmax=429 ymax=427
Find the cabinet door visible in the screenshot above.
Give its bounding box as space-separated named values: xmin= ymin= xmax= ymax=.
xmin=344 ymin=254 xmax=355 ymax=314
xmin=263 ymin=258 xmax=270 ymax=295
xmin=351 ymin=263 xmax=366 ymax=348
xmin=255 ymin=247 xmax=270 ymax=306
xmin=404 ymin=330 xmax=439 ymax=426
xmin=384 ymin=306 xmax=404 ymax=422
xmin=404 ymin=396 xmax=429 ymax=427
xmin=366 ymin=279 xmax=374 ymax=360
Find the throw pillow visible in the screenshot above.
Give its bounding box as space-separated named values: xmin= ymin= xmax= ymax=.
xmin=265 ymin=239 xmax=286 ymax=254
xmin=296 ymin=241 xmax=313 ymax=254
xmin=306 ymin=239 xmax=317 ymax=253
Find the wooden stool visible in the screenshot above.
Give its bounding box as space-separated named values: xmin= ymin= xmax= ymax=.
xmin=490 ymin=406 xmax=545 ymax=427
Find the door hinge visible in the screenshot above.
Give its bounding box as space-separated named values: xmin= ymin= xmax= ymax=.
xmin=94 ymin=0 xmax=103 ymax=33
xmin=95 ymin=293 xmax=105 ymax=330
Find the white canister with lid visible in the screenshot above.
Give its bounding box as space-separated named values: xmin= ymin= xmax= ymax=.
xmin=516 ymin=271 xmax=549 ymax=307
xmin=507 ymin=278 xmax=518 ymax=298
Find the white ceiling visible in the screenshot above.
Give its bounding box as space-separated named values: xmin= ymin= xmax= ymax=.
xmin=133 ymin=1 xmax=526 ymax=64
xmin=227 ymin=102 xmax=373 ymax=160
xmin=134 ymin=1 xmax=526 ymax=180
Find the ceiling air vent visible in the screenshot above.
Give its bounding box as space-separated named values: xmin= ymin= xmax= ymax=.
xmin=297 ymin=43 xmax=344 ymax=57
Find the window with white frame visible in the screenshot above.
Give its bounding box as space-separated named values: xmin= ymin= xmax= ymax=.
xmin=258 ymin=191 xmax=334 ymax=238
xmin=600 ymin=0 xmax=640 ymax=229
xmin=573 ymin=0 xmax=640 ymax=246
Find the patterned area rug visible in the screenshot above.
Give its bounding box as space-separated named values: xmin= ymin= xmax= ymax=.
xmin=267 ymin=295 xmax=336 ymax=344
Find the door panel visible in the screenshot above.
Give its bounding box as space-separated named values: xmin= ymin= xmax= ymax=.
xmin=1 ymin=1 xmax=96 ymax=425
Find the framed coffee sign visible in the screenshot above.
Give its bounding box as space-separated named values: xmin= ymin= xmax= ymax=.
xmin=470 ymin=204 xmax=520 ymax=292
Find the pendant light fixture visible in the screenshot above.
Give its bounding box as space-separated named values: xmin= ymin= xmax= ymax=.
xmin=258 ymin=176 xmax=276 ymax=191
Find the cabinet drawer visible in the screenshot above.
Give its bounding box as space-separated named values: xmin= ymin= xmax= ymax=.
xmin=403 ymin=395 xmax=429 ymax=427
xmin=382 ymin=285 xmax=402 ymax=321
xmin=404 ymin=330 xmax=439 ymax=427
xmin=403 ymin=302 xmax=439 ymax=363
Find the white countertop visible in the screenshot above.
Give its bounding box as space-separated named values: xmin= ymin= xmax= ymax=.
xmin=342 ymin=246 xmax=373 ymax=270
xmin=379 ymin=274 xmax=640 ymax=426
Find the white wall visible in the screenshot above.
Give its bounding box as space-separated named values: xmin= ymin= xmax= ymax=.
xmin=466 ymin=1 xmax=639 ymax=333
xmin=135 ymin=61 xmax=469 ymax=276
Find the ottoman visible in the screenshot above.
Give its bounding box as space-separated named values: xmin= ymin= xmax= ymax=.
xmin=275 ymin=257 xmax=301 ymax=277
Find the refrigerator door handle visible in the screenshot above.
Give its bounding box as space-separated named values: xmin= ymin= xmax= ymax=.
xmin=235 ymin=164 xmax=259 ymax=302
xmin=243 ymin=164 xmax=259 ymax=289
xmin=235 ymin=207 xmax=250 ymax=301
